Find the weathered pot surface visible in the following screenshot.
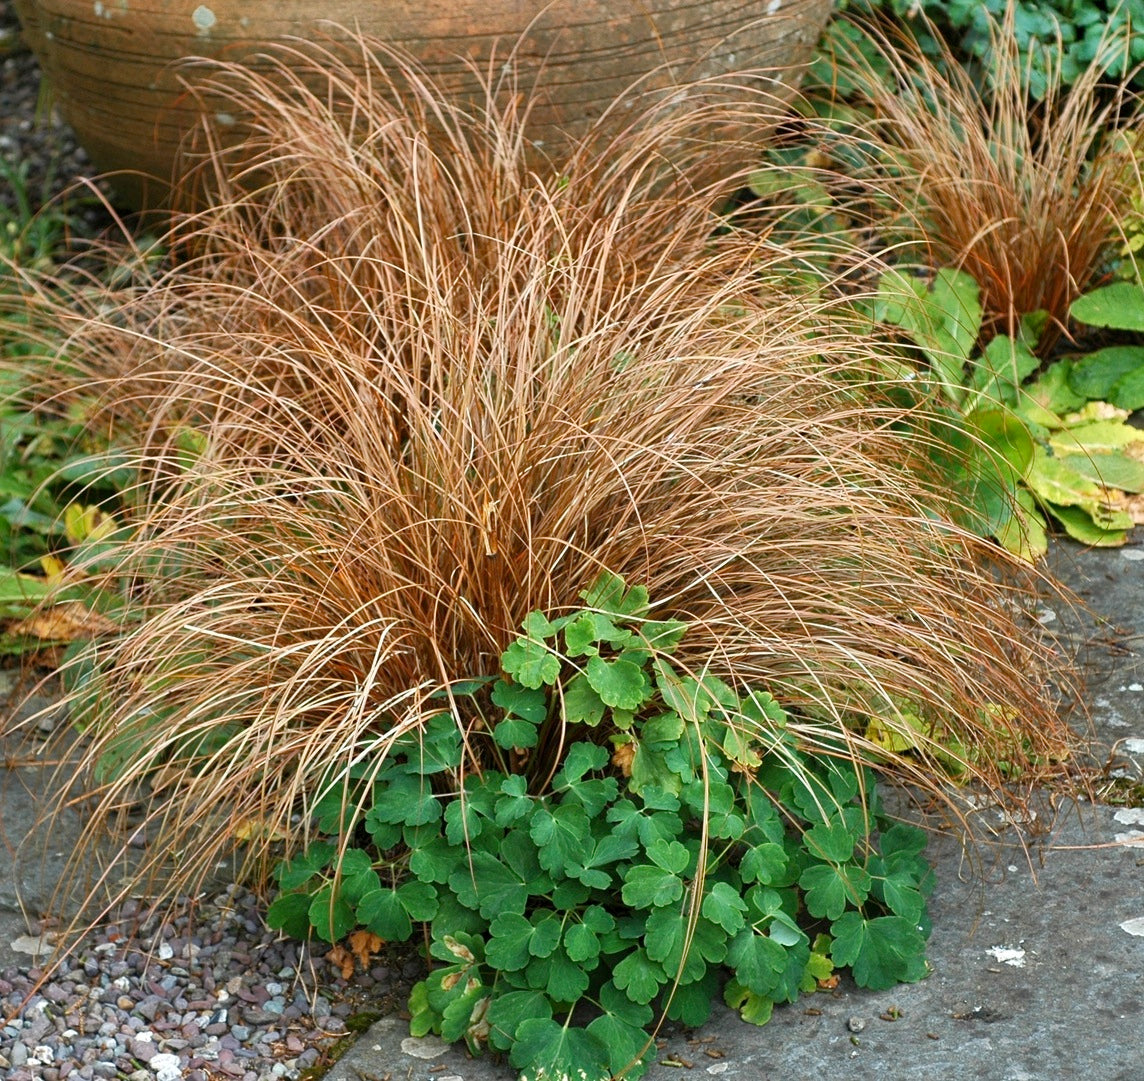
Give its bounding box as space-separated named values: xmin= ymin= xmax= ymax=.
xmin=14 ymin=0 xmax=832 ymax=207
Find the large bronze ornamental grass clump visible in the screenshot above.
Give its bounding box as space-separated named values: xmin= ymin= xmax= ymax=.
xmin=21 ymin=40 xmax=1072 ymax=927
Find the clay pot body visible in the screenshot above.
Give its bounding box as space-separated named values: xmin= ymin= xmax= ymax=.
xmin=14 ymin=0 xmax=832 ymax=207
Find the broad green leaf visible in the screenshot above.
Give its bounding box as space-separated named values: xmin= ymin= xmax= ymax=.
xmin=702 ymin=880 xmax=749 ymax=935
xmin=966 ymin=406 xmax=1035 ymax=477
xmin=501 ymin=617 xmax=560 ymax=689
xmin=486 ymin=912 xmax=536 ymax=971
xmin=563 ymin=613 xmax=601 ymax=656
xmin=1042 ymin=502 xmax=1131 ymax=546
xmin=530 ymin=802 xmax=592 ymax=877
xmin=570 ymin=830 xmax=639 ymax=888
xmin=585 ymin=655 xmax=650 ymax=710
xmin=1050 ymin=420 xmax=1144 ymax=454
xmin=448 ymin=849 xmax=529 ymax=918
xmin=510 ymin=1018 xmax=610 ymax=1081
xmin=994 ymin=487 xmax=1049 ymax=563
xmin=803 ymin=819 xmax=857 ymax=863
xmin=553 ymin=741 xmax=609 ymax=784
xmin=398 ymin=878 xmax=439 ymax=921
xmin=727 ymin=929 xmax=787 ymax=996
xmin=369 ymin=774 xmax=441 ymax=828
xmin=523 ymin=947 xmax=591 ymax=1002
xmin=1027 ymin=449 xmax=1109 ymax=507
xmin=612 ymin=948 xmax=665 ymax=1004
xmin=800 ymin=862 xmax=872 ymax=920
xmin=663 ymin=969 xmax=721 ymax=1026
xmin=879 ymin=871 xmax=926 ymax=924
xmin=1023 ymin=359 xmax=1085 ymax=417
xmin=1064 ymin=451 xmax=1144 ymax=493
xmin=830 ymin=912 xmax=929 ymax=990
xmin=621 ymin=861 xmax=684 ymax=909
xmin=641 ymin=711 xmax=685 ymax=745
xmin=564 ymin=922 xmax=601 ymax=963
xmin=408 ymin=835 xmax=462 ymax=884
xmin=740 ymin=843 xmax=788 ymax=885
xmin=639 ymin=618 xmax=688 ymax=653
xmin=266 ymin=891 xmax=312 ymax=939
xmin=487 ymin=990 xmax=552 ymax=1052
xmin=1067 ymin=345 xmax=1144 ymax=400
xmin=491 ymin=679 xmax=547 ymax=724
xmin=276 ymin=841 xmax=335 ymax=890
xmin=357 ymin=887 xmax=413 ymax=941
xmin=440 ymin=983 xmax=489 ymax=1045
xmin=581 ymin=571 xmax=649 ymax=618
xmin=1110 ymin=366 xmax=1144 ymax=412
xmin=494 ymin=774 xmax=533 ymax=826
xmin=973 ymin=334 xmax=1040 ymax=403
xmin=308 ymin=883 xmax=355 ymax=943
xmin=724 ymin=978 xmax=775 ymax=1026
xmin=1070 ymin=281 xmax=1144 ymax=330
xmin=561 ymin=672 xmax=606 ymax=726
xmin=647 ymin=838 xmax=689 ymax=873
xmin=493 ymin=716 xmax=539 ymax=749
xmin=585 ymin=1011 xmax=653 ymax=1077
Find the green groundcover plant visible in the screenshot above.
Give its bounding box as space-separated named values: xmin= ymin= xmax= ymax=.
xmin=268 ymin=572 xmax=933 ymax=1081
xmin=872 ymin=267 xmax=1144 ymax=556
xmin=839 ymin=0 xmax=1144 ymax=96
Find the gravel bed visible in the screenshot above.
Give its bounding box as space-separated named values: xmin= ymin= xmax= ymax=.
xmin=1 ymin=887 xmax=419 ymax=1081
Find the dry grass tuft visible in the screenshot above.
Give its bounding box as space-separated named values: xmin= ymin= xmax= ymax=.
xmin=7 ymin=36 xmax=1077 ymax=921
xmin=828 ymin=9 xmax=1143 ymax=348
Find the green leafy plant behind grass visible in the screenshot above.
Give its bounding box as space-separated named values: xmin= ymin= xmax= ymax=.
xmin=873 ymin=267 xmax=1144 ymax=554
xmin=267 ymin=572 xmax=932 ymax=1080
xmin=851 ymin=0 xmax=1144 ymax=97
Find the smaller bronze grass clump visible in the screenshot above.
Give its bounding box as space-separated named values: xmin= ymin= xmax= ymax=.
xmin=10 ymin=36 xmax=1075 ymax=922
xmin=832 ymin=10 xmax=1143 ymax=348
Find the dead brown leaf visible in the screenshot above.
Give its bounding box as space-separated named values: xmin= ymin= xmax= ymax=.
xmin=349 ymin=929 xmax=384 ymax=971
xmin=8 ymin=601 xmax=118 ymax=642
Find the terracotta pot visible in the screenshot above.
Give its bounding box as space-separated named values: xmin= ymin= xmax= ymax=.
xmin=14 ymin=0 xmax=832 ymax=208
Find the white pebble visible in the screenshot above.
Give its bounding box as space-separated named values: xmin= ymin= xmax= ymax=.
xmin=1120 ymin=548 xmax=1144 ymax=560
xmin=151 ymin=1052 xmax=183 ymax=1081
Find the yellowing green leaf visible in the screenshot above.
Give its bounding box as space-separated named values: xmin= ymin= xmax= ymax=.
xmin=1050 ymin=420 xmax=1144 ymax=455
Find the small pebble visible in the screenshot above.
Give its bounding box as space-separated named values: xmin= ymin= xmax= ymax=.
xmin=847 ymin=1016 xmax=866 ymax=1033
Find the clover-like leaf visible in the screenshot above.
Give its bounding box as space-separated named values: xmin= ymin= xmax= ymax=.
xmin=621 ymin=861 xmax=683 ymax=909
xmin=879 ymin=870 xmax=926 ymax=924
xmin=803 ymin=819 xmax=857 ymax=864
xmin=530 ymin=802 xmax=592 ymax=878
xmin=581 ymin=571 xmax=649 ymax=618
xmin=561 ymin=672 xmax=607 ymax=726
xmin=702 ymin=880 xmax=749 ymax=935
xmin=308 ymin=883 xmax=355 ymax=944
xmin=723 ymin=977 xmax=775 ymax=1026
xmin=511 ymin=1018 xmax=610 ymax=1081
xmin=369 ymin=774 xmax=441 ymax=828
xmin=564 ymin=923 xmax=601 ymax=964
xmin=727 ymin=928 xmax=787 ymax=997
xmin=266 ymin=891 xmax=312 ymax=940
xmin=612 ymin=948 xmax=665 ymax=1005
xmin=276 ymin=840 xmax=335 ymax=891
xmin=493 ymin=716 xmax=540 ymax=749
xmin=487 ymin=990 xmax=552 ymax=1052
xmin=586 ymin=655 xmax=651 ymax=711
xmin=357 ymin=887 xmax=413 ymax=942
xmin=739 ymin=842 xmax=788 ymax=885
xmin=830 ymin=912 xmax=929 ymax=990
xmin=501 ymin=615 xmax=560 ymax=689
xmin=491 ymin=678 xmax=548 ymax=723
xmin=800 ymin=862 xmax=871 ymax=921
xmin=448 ymin=849 xmax=529 ymax=918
